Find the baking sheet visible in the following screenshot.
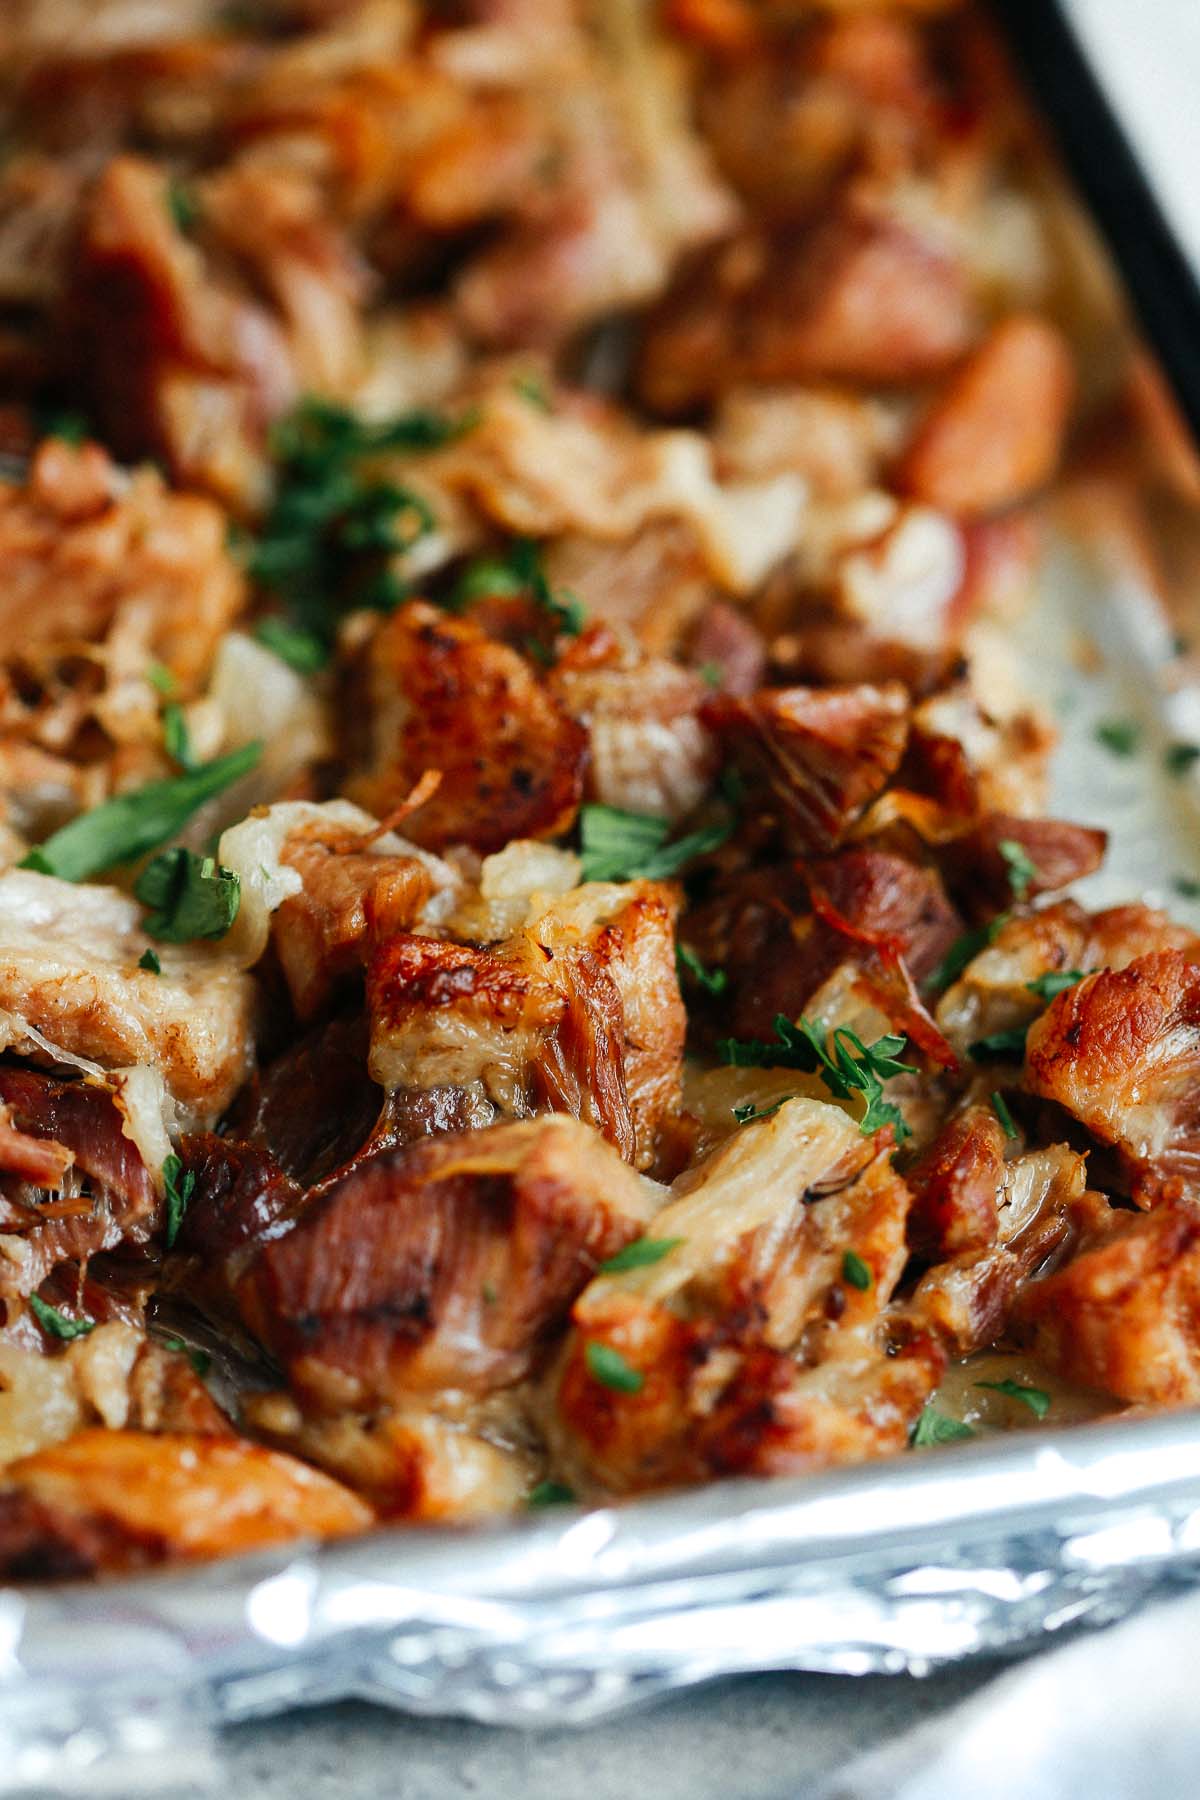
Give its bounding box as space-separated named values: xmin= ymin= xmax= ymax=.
xmin=3 ymin=539 xmax=1200 ymax=1791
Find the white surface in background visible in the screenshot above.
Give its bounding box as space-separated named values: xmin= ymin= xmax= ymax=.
xmin=1064 ymin=0 xmax=1200 ymax=272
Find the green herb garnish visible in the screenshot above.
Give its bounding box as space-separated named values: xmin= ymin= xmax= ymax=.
xmin=138 ymin=948 xmax=162 ymax=975
xmin=584 ymin=1341 xmax=644 ymax=1394
xmin=37 ymin=407 xmax=89 ymax=445
xmin=1095 ymin=718 xmax=1140 ymax=757
xmin=998 ymin=838 xmax=1038 ymax=899
xmin=135 ymin=848 xmax=240 ymax=943
xmin=599 ymin=1237 xmax=683 ymax=1274
xmin=910 ymin=1405 xmax=975 ymax=1447
xmin=254 ymin=617 xmax=328 ymax=674
xmin=676 ymin=943 xmax=727 ymax=995
xmin=20 ymin=742 xmax=261 ymax=882
xmin=527 ymin=1480 xmax=574 ymax=1508
xmin=167 ymin=178 xmax=200 ymax=233
xmin=247 ymin=399 xmax=463 ymax=646
xmin=453 ymin=537 xmax=584 ymax=639
xmin=157 ymin=1332 xmax=212 ymax=1378
xmin=926 ymin=915 xmax=1008 ymax=991
xmin=841 ymin=1249 xmax=872 ymax=1290
xmin=512 ymin=373 xmax=551 ymax=412
xmin=29 ymin=1294 xmax=95 ymax=1341
xmin=968 ymin=1027 xmax=1028 ymax=1064
xmin=162 ymin=1152 xmax=196 ymax=1250
xmin=1165 ymin=742 xmax=1200 ymax=777
xmin=147 ymin=662 xmax=176 ymax=696
xmin=1174 ymin=875 xmax=1200 ymax=899
xmin=162 ymin=703 xmax=196 ymax=770
xmin=580 ymin=804 xmax=732 ymax=883
xmin=732 ymin=1096 xmax=792 ymax=1125
xmin=718 ymin=1014 xmax=915 ymax=1141
xmin=1025 ymin=969 xmax=1086 ymax=1001
xmin=990 ymin=1091 xmax=1018 ymax=1140
xmin=976 ymin=1378 xmax=1050 ymax=1419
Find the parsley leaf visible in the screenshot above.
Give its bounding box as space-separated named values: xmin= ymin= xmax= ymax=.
xmin=841 ymin=1249 xmax=872 ymax=1290
xmin=37 ymin=406 xmax=89 ymax=445
xmin=976 ymin=1378 xmax=1050 ymax=1419
xmin=968 ymin=1027 xmax=1028 ymax=1063
xmin=527 ymin=1480 xmax=574 ymax=1508
xmin=512 ymin=373 xmax=551 ymax=412
xmin=254 ymin=617 xmax=328 ymax=674
xmin=926 ymin=915 xmax=1007 ymax=991
xmin=910 ymin=1405 xmax=975 ymax=1447
xmin=718 ymin=1013 xmax=916 ymax=1141
xmin=990 ymin=1091 xmax=1018 ymax=1140
xmin=29 ymin=1294 xmax=95 ymax=1341
xmin=453 ymin=537 xmax=584 ymax=639
xmin=162 ymin=1153 xmax=196 ymax=1249
xmin=1165 ymin=742 xmax=1200 ymax=777
xmin=580 ymin=804 xmax=733 ymax=883
xmin=584 ymin=1341 xmax=644 ymax=1393
xmin=676 ymin=943 xmax=727 ymax=995
xmin=138 ymin=948 xmax=162 ymax=975
xmin=20 ymin=742 xmax=262 ymax=882
xmin=167 ymin=178 xmax=200 ymax=233
xmin=162 ymin=702 xmax=196 ymax=770
xmin=247 ymin=398 xmax=463 ymax=646
xmin=135 ymin=848 xmax=240 ymax=943
xmin=998 ymin=838 xmax=1038 ymax=899
xmin=1095 ymin=718 xmax=1140 ymax=757
xmin=146 ymin=661 xmax=176 ymax=696
xmin=599 ymin=1236 xmax=683 ymax=1274
xmin=1025 ymin=969 xmax=1086 ymax=1001
xmin=1175 ymin=875 xmax=1200 ymax=899
xmin=732 ymin=1096 xmax=792 ymax=1125
xmin=156 ymin=1332 xmax=212 ymax=1379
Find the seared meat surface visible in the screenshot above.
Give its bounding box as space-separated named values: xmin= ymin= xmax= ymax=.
xmin=0 ymin=0 xmax=1193 ymax=1574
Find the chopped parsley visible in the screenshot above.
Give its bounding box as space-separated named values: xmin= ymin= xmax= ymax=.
xmin=146 ymin=662 xmax=176 ymax=696
xmin=926 ymin=916 xmax=1008 ymax=992
xmin=29 ymin=1294 xmax=95 ymax=1341
xmin=990 ymin=1091 xmax=1018 ymax=1140
xmin=1095 ymin=718 xmax=1140 ymax=757
xmin=676 ymin=943 xmax=727 ymax=995
xmin=1174 ymin=875 xmax=1200 ymax=899
xmin=968 ymin=1026 xmax=1028 ymax=1064
xmin=512 ymin=373 xmax=551 ymax=412
xmin=527 ymin=1480 xmax=574 ymax=1508
xmin=246 ymin=398 xmax=468 ymax=651
xmin=841 ymin=1249 xmax=872 ymax=1290
xmin=732 ymin=1096 xmax=792 ymax=1126
xmin=976 ymin=1378 xmax=1050 ymax=1419
xmin=1025 ymin=969 xmax=1086 ymax=1001
xmin=584 ymin=1341 xmax=644 ymax=1394
xmin=20 ymin=742 xmax=261 ymax=882
xmin=453 ymin=537 xmax=584 ymax=640
xmin=162 ymin=1153 xmax=196 ymax=1249
xmin=599 ymin=1236 xmax=683 ymax=1274
xmin=580 ymin=804 xmax=733 ymax=883
xmin=136 ymin=848 xmax=241 ymax=943
xmin=138 ymin=948 xmax=162 ymax=975
xmin=998 ymin=838 xmax=1038 ymax=899
xmin=254 ymin=617 xmax=328 ymax=674
xmin=1165 ymin=741 xmax=1200 ymax=777
xmin=910 ymin=1405 xmax=975 ymax=1447
xmin=698 ymin=661 xmax=723 ymax=690
xmin=718 ymin=1013 xmax=916 ymax=1141
xmin=162 ymin=703 xmax=196 ymax=770
xmin=156 ymin=1332 xmax=212 ymax=1378
xmin=37 ymin=406 xmax=89 ymax=446
xmin=167 ymin=178 xmax=200 ymax=233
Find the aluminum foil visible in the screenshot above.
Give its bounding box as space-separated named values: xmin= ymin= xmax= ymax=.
xmin=4 ymin=538 xmax=1200 ymax=1792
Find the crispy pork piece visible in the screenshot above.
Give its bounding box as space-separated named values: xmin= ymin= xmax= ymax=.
xmin=638 ymin=204 xmax=977 ymax=411
xmin=0 ymin=439 xmax=241 ymax=689
xmin=905 ymin=1102 xmax=1006 ymax=1261
xmin=897 ymin=316 xmax=1076 ymax=517
xmin=1014 ymin=1198 xmax=1200 ymax=1404
xmin=368 ymin=878 xmax=685 ymax=1170
xmin=0 ymin=869 xmax=256 ymax=1128
xmin=545 ymin=1097 xmax=941 ymax=1495
xmin=346 ymin=601 xmax=588 ymax=854
xmin=0 ymin=1068 xmax=158 ymax=1297
xmin=907 ymin=1143 xmax=1096 ymax=1355
xmin=704 ymin=681 xmax=910 ymax=854
xmin=0 ymin=1323 xmax=225 ymax=1466
xmin=1024 ymin=951 xmax=1200 ymax=1198
xmin=0 ymin=1429 xmax=371 ymax=1576
xmin=234 ymin=1114 xmax=659 ymax=1412
xmin=936 ymin=901 xmax=1200 ymax=1057
xmin=550 ymin=632 xmax=717 ymax=824
xmin=938 ymin=812 xmax=1107 ymax=919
